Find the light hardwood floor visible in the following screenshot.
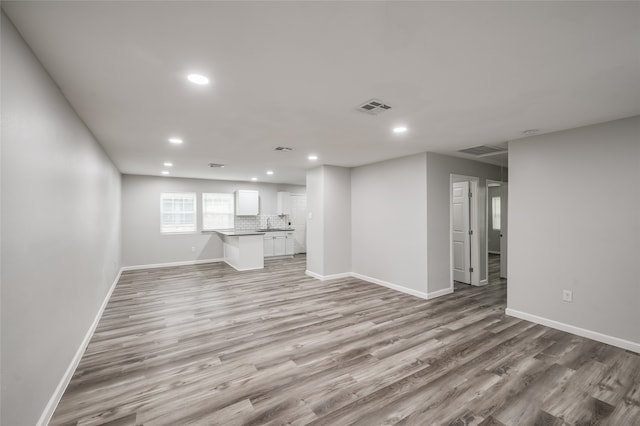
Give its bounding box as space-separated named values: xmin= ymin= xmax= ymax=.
xmin=51 ymin=255 xmax=640 ymax=425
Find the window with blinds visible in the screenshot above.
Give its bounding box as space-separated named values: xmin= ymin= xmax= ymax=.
xmin=203 ymin=193 xmax=235 ymax=230
xmin=160 ymin=192 xmax=196 ymax=233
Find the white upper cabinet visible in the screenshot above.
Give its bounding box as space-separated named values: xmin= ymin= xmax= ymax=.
xmin=277 ymin=191 xmax=291 ymax=215
xmin=235 ymin=190 xmax=259 ymax=216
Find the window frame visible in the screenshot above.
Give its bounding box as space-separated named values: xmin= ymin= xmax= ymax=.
xmin=160 ymin=192 xmax=197 ymax=234
xmin=202 ymin=192 xmax=235 ymax=231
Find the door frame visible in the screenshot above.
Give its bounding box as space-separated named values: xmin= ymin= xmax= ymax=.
xmin=486 ymin=179 xmax=508 ymax=281
xmin=486 ymin=180 xmax=502 ymax=256
xmin=486 ymin=180 xmax=503 ymax=282
xmin=449 ymin=174 xmax=480 ymax=290
xmin=499 ymin=182 xmax=508 ymax=279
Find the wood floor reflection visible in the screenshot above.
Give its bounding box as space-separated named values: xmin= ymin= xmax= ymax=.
xmin=51 ymin=255 xmax=640 ymax=425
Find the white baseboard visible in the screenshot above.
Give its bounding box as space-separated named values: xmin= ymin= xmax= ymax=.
xmin=351 ymin=273 xmax=429 ymax=299
xmin=225 ymin=262 xmax=264 ymax=272
xmin=305 ymin=270 xmax=351 ymax=281
xmin=475 ymin=279 xmax=488 ymax=287
xmin=506 ymin=308 xmax=640 ymax=354
xmin=121 ymin=258 xmax=224 ymax=271
xmin=305 ymin=270 xmax=454 ymax=301
xmin=426 ymin=287 xmax=454 ymax=299
xmin=37 ymin=267 xmax=123 ymax=426
xmin=265 ymin=255 xmax=295 ymax=260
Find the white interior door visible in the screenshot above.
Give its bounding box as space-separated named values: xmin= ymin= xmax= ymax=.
xmin=452 ymin=181 xmax=471 ymax=284
xmin=289 ymin=194 xmax=307 ymax=254
xmin=500 ymin=183 xmax=508 ymax=279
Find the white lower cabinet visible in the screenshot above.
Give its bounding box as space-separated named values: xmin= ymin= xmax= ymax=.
xmin=263 ymin=237 xmax=274 ymax=257
xmin=285 ymin=231 xmax=294 ymax=255
xmin=273 ymin=236 xmax=286 ymax=256
xmin=263 ymin=231 xmax=295 ymax=257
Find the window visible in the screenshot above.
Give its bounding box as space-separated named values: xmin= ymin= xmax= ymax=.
xmin=161 ymin=192 xmax=196 ymax=233
xmin=203 ymin=193 xmax=235 ymax=230
xmin=492 ymin=196 xmax=501 ymax=231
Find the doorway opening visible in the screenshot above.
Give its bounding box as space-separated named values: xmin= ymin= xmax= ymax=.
xmin=486 ymin=180 xmax=507 ymax=284
xmin=450 ymin=175 xmax=480 ymax=290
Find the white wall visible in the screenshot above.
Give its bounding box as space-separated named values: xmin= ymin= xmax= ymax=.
xmin=121 ymin=174 xmax=304 ymax=267
xmin=322 ymin=166 xmax=351 ymax=276
xmin=426 ymin=153 xmax=506 ymax=292
xmin=305 ymin=166 xmax=351 ymax=277
xmin=314 ymin=152 xmax=502 ymax=298
xmin=351 ymin=154 xmax=428 ymax=295
xmin=306 ymin=167 xmax=324 ymax=275
xmin=508 ymin=116 xmax=640 ymax=349
xmin=1 ymin=12 xmax=122 ymax=426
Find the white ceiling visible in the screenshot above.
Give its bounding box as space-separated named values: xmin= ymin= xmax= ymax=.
xmin=3 ymin=1 xmax=639 ymax=185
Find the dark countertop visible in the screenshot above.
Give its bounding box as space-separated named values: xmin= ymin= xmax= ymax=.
xmin=204 ymin=228 xmax=295 ymax=236
xmin=210 ymin=230 xmax=266 ymax=237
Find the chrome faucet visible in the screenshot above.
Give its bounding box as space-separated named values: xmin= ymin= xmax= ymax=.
xmin=266 ymin=217 xmax=271 ymax=229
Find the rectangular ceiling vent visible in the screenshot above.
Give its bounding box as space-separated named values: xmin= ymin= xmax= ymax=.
xmin=458 ymin=145 xmax=507 ymax=157
xmin=357 ymin=99 xmax=392 ymax=115
xmin=274 ymin=146 xmax=293 ymax=152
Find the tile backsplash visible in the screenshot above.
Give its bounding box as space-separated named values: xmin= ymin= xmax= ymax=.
xmin=235 ymin=215 xmax=289 ymax=230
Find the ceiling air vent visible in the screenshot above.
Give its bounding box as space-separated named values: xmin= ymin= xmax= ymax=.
xmin=458 ymin=145 xmax=507 ymax=157
xmin=274 ymin=147 xmax=293 ymax=152
xmin=357 ymin=99 xmax=392 ymax=115
xmin=208 ymin=163 xmax=225 ymax=168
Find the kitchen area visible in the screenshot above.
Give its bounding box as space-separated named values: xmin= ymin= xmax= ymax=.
xmin=213 ymin=189 xmax=304 ymax=271
xmin=120 ymin=175 xmax=307 ymax=270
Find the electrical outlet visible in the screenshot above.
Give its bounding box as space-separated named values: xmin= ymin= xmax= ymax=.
xmin=191 ymin=246 xmax=196 ymax=252
xmin=562 ymin=290 xmax=573 ymax=302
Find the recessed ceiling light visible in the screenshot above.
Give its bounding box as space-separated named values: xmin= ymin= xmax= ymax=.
xmin=163 ymin=162 xmax=173 ymax=167
xmin=168 ymin=138 xmax=183 ymax=144
xmin=251 ymin=177 xmax=258 ymax=181
xmin=393 ymin=126 xmax=408 ymax=133
xmin=308 ymin=155 xmax=318 ymax=161
xmin=187 ymin=74 xmax=209 ymax=85
xmin=522 ymin=129 xmax=539 ymax=136
xmin=266 ymin=170 xmax=274 ymax=175
xmin=161 ymin=170 xmax=170 ymax=175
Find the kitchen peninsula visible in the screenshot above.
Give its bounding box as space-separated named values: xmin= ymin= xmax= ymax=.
xmin=213 ymin=227 xmax=296 ymax=271
xmin=214 ymin=230 xmax=265 ymax=271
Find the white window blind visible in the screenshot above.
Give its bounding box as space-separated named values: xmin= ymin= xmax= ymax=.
xmin=161 ymin=192 xmax=196 ymax=233
xmin=203 ymin=193 xmax=235 ymax=230
xmin=492 ymin=196 xmax=501 ymax=231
